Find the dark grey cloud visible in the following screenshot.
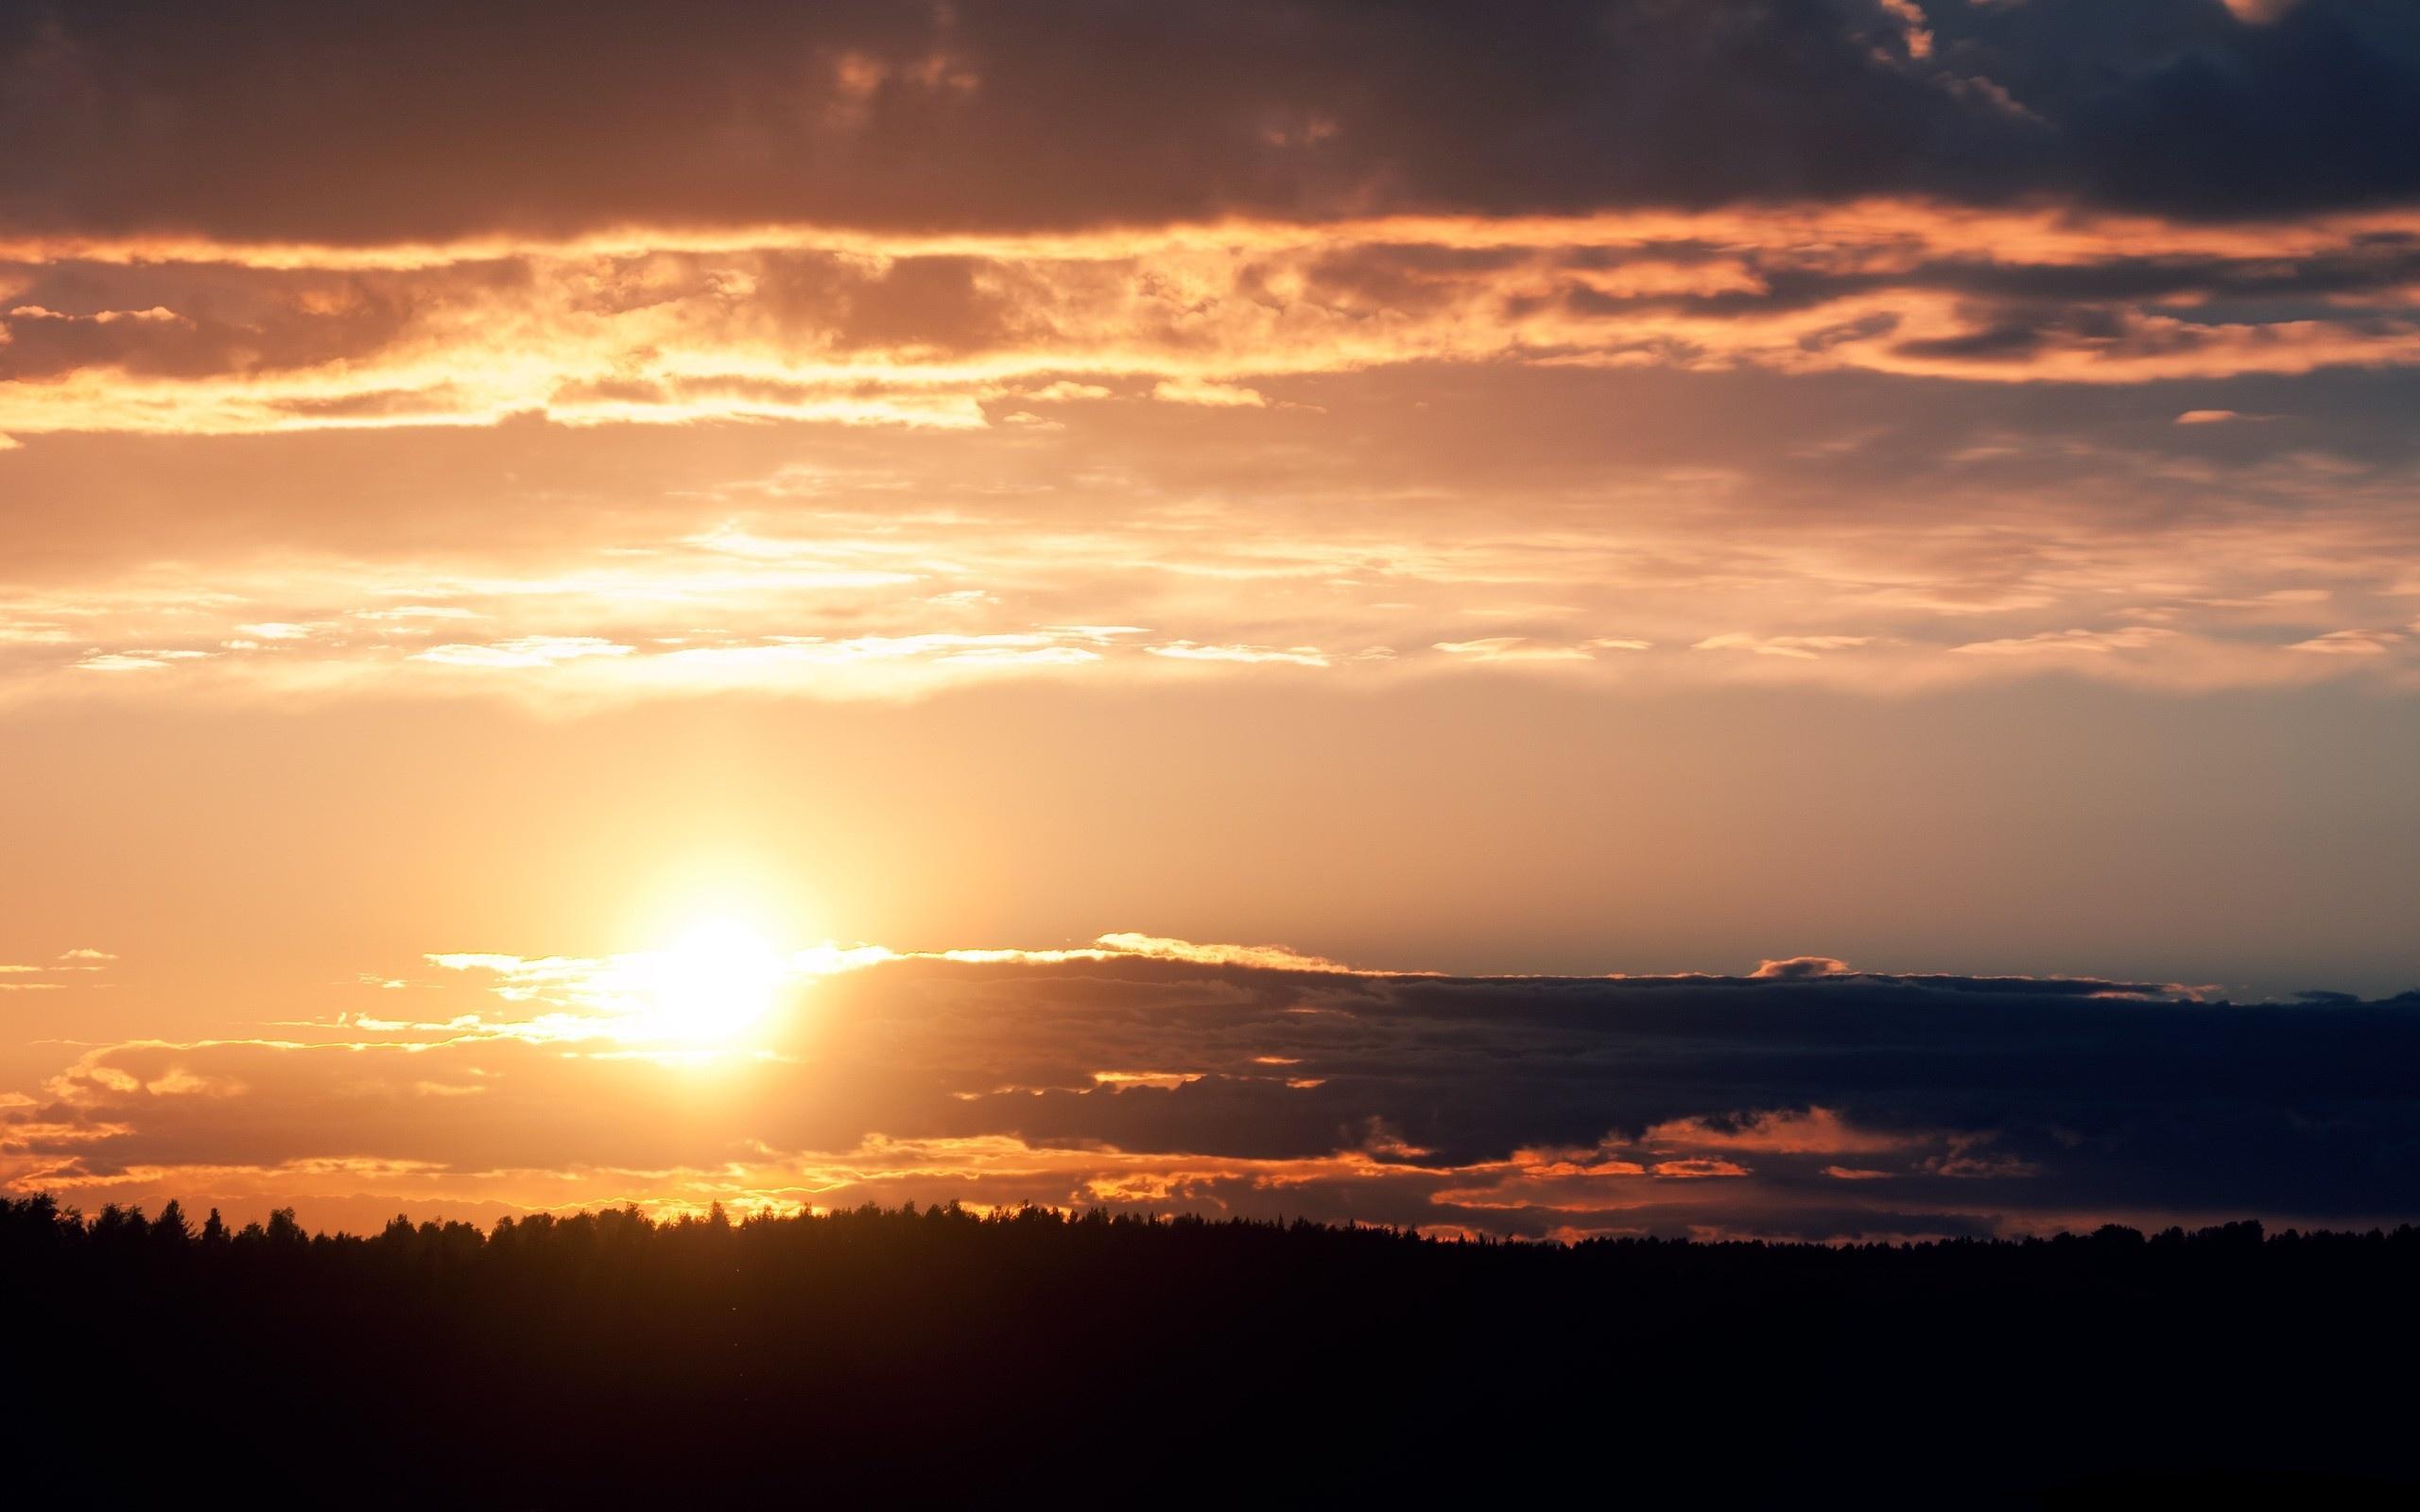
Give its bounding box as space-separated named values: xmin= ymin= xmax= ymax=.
xmin=3 ymin=1 xmax=2416 ymax=243
xmin=18 ymin=954 xmax=2417 ymax=1240
xmin=733 ymin=956 xmax=2420 ymax=1229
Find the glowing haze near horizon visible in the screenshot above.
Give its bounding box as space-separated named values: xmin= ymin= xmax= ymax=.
xmin=5 ymin=0 xmax=2418 ymax=1241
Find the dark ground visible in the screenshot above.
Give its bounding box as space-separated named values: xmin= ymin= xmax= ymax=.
xmin=8 ymin=1196 xmax=2414 ymax=1505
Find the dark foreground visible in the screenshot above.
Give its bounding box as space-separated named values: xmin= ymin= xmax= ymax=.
xmin=9 ymin=1196 xmax=2416 ymax=1505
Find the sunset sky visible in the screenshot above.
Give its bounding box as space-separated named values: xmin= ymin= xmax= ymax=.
xmin=5 ymin=0 xmax=2417 ymax=1240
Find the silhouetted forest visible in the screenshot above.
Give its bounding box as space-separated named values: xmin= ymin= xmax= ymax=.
xmin=9 ymin=1195 xmax=2414 ymax=1504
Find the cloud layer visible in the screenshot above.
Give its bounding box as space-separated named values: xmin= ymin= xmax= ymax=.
xmin=12 ymin=203 xmax=2420 ymax=439
xmin=4 ymin=4 xmax=2417 ymax=1197
xmin=8 ymin=1 xmax=2419 ymax=242
xmin=7 ymin=4 xmax=2420 ymax=703
xmin=6 ymin=366 xmax=2415 ymax=701
xmin=9 ymin=943 xmax=2416 ymax=1240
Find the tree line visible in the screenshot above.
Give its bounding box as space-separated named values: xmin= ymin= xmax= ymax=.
xmin=8 ymin=1194 xmax=2413 ymax=1502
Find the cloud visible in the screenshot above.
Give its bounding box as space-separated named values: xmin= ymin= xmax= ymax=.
xmin=1752 ymin=956 xmax=1856 ymax=981
xmin=1649 ymin=1108 xmax=1911 ymax=1157
xmin=1875 ymin=1 xmax=1936 ymax=61
xmin=7 ymin=337 xmax=2420 ymax=713
xmin=15 ymin=203 xmax=2420 ymax=448
xmin=1150 ymin=379 xmax=1268 ymax=409
xmin=1147 ymin=642 xmax=1331 ymax=668
xmin=1087 ymin=934 xmax=1355 ymax=974
xmin=1649 ymin=1158 xmax=1753 ymax=1180
xmin=410 ymin=637 xmax=636 ymax=669
xmin=6 ymin=1 xmax=2418 ymax=248
xmin=6 ymin=1 xmax=2420 ymax=1250
xmin=1950 ymin=627 xmax=2175 ymax=656
xmin=9 ymin=372 xmax=2419 ymax=709
xmin=1433 ymin=638 xmax=1596 ymax=663
xmin=0 ymin=948 xmax=112 ymax=987
xmin=0 ymin=948 xmax=112 ymax=992
xmin=1694 ymin=634 xmax=1876 ymax=660
xmin=2288 ymin=628 xmax=2404 ymax=655
xmin=9 ymin=945 xmax=2415 ymax=1239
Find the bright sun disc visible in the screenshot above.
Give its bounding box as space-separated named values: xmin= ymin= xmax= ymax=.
xmin=648 ymin=919 xmax=785 ymax=1040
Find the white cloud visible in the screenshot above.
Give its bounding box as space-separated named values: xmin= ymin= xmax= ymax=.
xmin=1434 ymin=637 xmax=1595 ymax=662
xmin=1148 ymin=642 xmax=1330 ymax=667
xmin=1693 ymin=633 xmax=1874 ymax=660
xmin=413 ymin=637 xmax=636 ymax=668
xmin=1150 ymin=378 xmax=1268 ymax=408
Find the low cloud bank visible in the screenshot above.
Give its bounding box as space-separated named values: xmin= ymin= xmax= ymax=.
xmin=9 ymin=947 xmax=2415 ymax=1240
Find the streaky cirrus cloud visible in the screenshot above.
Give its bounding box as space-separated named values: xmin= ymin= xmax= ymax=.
xmin=9 ymin=352 xmax=2420 ymax=706
xmin=0 ymin=946 xmax=114 ymax=991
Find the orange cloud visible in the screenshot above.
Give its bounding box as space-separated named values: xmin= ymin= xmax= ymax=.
xmin=1646 ymin=1108 xmax=1911 ymax=1157
xmin=9 ymin=201 xmax=2420 ymax=712
xmin=11 ymin=203 xmax=2420 ymax=447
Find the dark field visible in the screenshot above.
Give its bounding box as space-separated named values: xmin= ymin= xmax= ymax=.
xmin=9 ymin=1196 xmax=2415 ymax=1504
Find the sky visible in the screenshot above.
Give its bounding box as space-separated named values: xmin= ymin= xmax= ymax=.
xmin=4 ymin=0 xmax=2418 ymax=1240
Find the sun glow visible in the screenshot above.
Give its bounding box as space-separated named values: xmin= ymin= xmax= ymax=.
xmin=644 ymin=919 xmax=787 ymax=1041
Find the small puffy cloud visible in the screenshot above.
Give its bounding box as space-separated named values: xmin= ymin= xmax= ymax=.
xmin=1020 ymin=382 xmax=1115 ymax=403
xmin=1150 ymin=379 xmax=1268 ymax=408
xmin=1876 ymin=0 xmax=1932 ymax=60
xmin=1752 ymin=955 xmax=1855 ymax=981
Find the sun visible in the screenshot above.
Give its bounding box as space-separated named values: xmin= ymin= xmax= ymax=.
xmin=646 ymin=919 xmax=786 ymax=1041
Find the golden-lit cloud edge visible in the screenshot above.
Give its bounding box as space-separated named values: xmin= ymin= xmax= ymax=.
xmin=10 ymin=199 xmax=2420 ymax=449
